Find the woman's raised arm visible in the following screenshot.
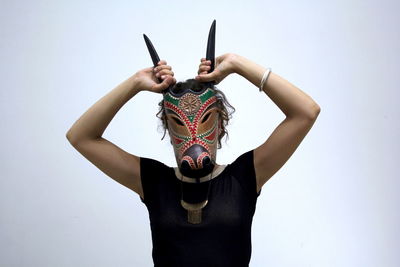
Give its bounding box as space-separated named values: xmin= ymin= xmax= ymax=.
xmin=66 ymin=61 xmax=175 ymax=198
xmin=196 ymin=54 xmax=321 ymax=193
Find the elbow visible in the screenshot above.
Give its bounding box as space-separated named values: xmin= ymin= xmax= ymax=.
xmin=66 ymin=130 xmax=79 ymax=146
xmin=309 ymin=103 xmax=321 ymax=120
xmin=299 ymin=103 xmax=321 ymax=121
xmin=66 ymin=130 xmax=74 ymax=144
xmin=66 ymin=130 xmax=71 ymax=140
xmin=66 ymin=130 xmax=99 ymax=146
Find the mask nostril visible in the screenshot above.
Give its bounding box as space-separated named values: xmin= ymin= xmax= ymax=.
xmin=202 ymin=156 xmax=211 ymax=167
xmin=181 ymin=161 xmax=191 ymax=173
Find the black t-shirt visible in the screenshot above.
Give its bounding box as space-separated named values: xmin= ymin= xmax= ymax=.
xmin=139 ymin=150 xmax=261 ymax=267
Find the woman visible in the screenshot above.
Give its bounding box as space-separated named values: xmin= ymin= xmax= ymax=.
xmin=66 ymin=53 xmax=320 ymax=266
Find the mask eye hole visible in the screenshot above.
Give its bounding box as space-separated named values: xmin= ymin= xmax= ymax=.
xmin=201 ymin=112 xmax=211 ymax=123
xmin=172 ymin=117 xmax=184 ymax=126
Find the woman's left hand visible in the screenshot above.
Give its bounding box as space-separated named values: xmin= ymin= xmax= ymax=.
xmin=195 ymin=53 xmax=237 ymax=84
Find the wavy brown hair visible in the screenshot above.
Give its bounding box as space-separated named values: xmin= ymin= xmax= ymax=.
xmin=157 ymin=79 xmax=235 ymax=149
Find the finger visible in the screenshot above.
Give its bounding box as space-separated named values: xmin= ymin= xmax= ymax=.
xmin=157 ymin=60 xmax=167 ymax=66
xmin=168 ymin=76 xmax=176 ymax=86
xmin=154 ymin=65 xmax=172 ymax=74
xmin=199 ymin=65 xmax=210 ymax=72
xmin=197 ymin=71 xmax=208 ymax=76
xmin=156 ymin=69 xmax=174 ymax=76
xmin=156 ymin=65 xmax=172 ymax=70
xmin=198 ymin=63 xmax=206 ymax=71
xmin=197 ymin=66 xmax=210 ymax=75
xmin=157 ymin=70 xmax=174 ymax=78
xmin=199 ymin=60 xmax=211 ymax=67
xmin=198 ymin=60 xmax=212 ymax=70
xmin=200 ymin=58 xmax=206 ymax=62
xmin=198 ymin=61 xmax=210 ymax=67
xmin=154 ymin=66 xmax=172 ymax=77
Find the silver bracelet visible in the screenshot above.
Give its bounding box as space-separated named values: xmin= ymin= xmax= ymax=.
xmin=259 ymin=68 xmax=271 ymax=92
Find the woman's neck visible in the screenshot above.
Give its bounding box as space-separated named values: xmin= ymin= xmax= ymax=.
xmin=174 ymin=164 xmax=226 ymax=183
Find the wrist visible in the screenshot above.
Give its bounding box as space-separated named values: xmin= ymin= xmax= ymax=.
xmin=229 ymin=53 xmax=243 ymax=75
xmin=130 ymin=72 xmax=145 ymax=94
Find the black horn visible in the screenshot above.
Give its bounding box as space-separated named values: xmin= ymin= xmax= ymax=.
xmin=143 ymin=34 xmax=161 ymax=67
xmin=143 ymin=33 xmax=170 ymax=92
xmin=206 ymin=20 xmax=216 ymax=74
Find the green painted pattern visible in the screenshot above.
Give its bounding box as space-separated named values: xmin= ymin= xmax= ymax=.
xmin=200 ymin=88 xmax=215 ymax=103
xmin=164 ymin=93 xmax=179 ymax=106
xmin=187 ymin=115 xmax=195 ymax=123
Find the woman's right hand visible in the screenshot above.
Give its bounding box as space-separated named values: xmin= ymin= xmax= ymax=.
xmin=195 ymin=53 xmax=238 ymax=84
xmin=134 ymin=60 xmax=176 ymax=93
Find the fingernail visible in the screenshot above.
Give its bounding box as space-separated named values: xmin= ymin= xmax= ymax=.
xmin=161 ymin=75 xmax=166 ymax=79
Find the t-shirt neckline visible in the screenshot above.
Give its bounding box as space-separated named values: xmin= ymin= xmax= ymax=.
xmin=173 ymin=164 xmax=228 ymax=183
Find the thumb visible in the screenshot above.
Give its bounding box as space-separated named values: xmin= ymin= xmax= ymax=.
xmin=152 ymin=76 xmax=175 ymax=92
xmin=195 ymin=71 xmax=218 ymax=83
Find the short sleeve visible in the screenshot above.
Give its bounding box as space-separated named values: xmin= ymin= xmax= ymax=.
xmin=139 ymin=157 xmax=169 ymax=205
xmin=230 ymin=150 xmax=261 ymax=199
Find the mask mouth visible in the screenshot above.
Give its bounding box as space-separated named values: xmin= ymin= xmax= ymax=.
xmin=179 ymin=144 xmax=215 ymax=179
xmin=180 ymin=159 xmax=214 ymax=179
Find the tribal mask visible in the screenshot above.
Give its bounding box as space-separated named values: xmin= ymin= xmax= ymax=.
xmin=144 ymin=20 xmax=218 ymax=180
xmin=164 ymin=86 xmax=219 ymax=179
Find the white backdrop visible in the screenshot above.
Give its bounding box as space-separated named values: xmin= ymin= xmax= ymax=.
xmin=1 ymin=0 xmax=399 ymax=266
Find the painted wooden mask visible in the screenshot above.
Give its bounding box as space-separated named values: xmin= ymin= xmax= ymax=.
xmin=164 ymin=86 xmax=219 ymax=179
xmin=144 ymin=20 xmax=218 ymax=180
